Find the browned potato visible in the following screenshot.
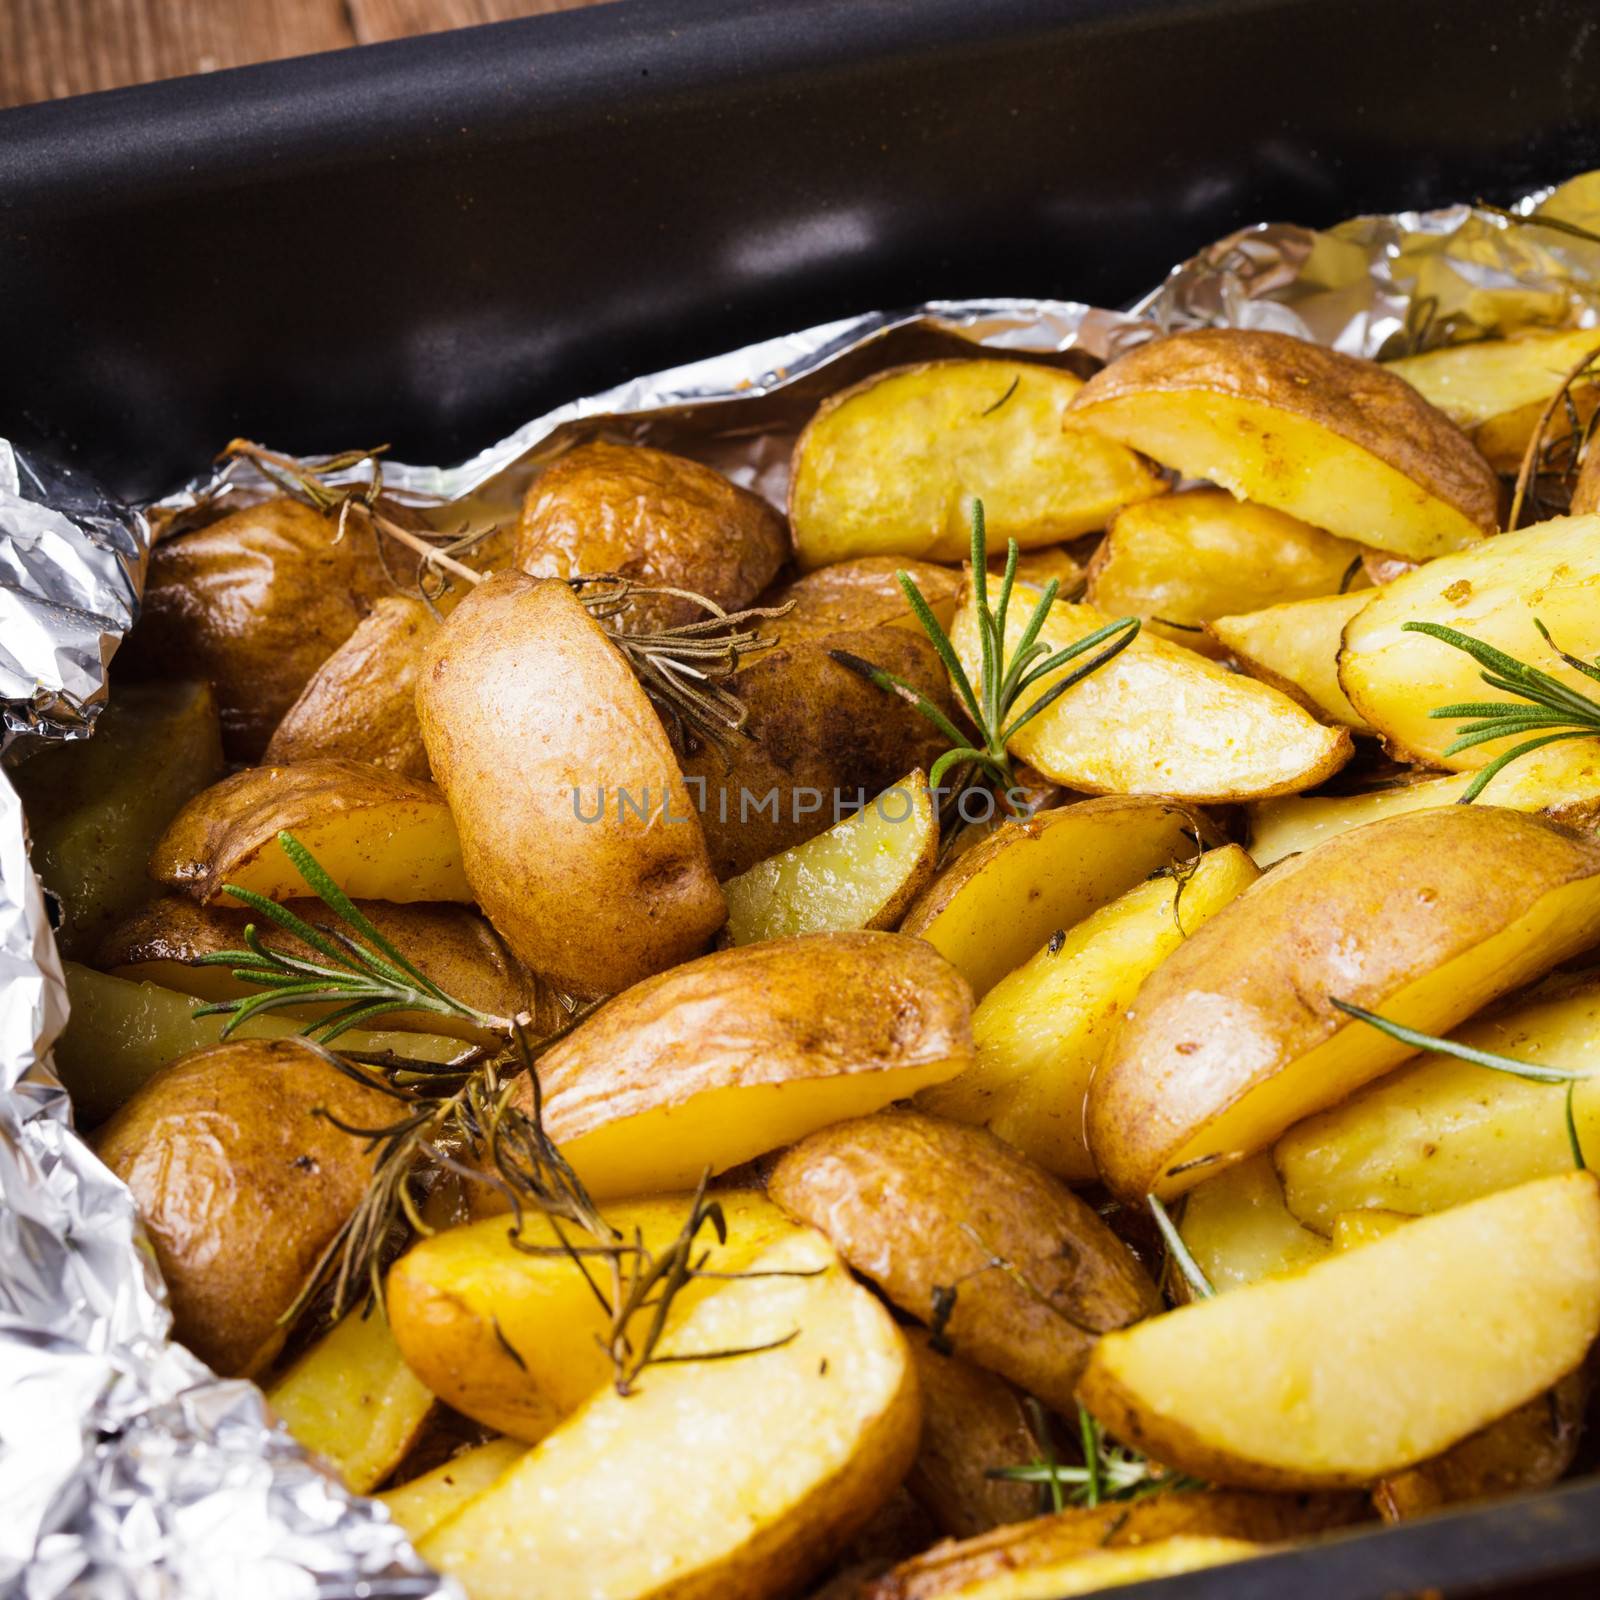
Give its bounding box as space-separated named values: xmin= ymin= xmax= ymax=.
xmin=762 ymin=557 xmax=965 ymax=641
xmin=264 ymin=596 xmax=438 ymax=777
xmin=515 ymin=440 xmax=787 ymax=632
xmin=768 ymin=1111 xmax=1160 ymax=1413
xmin=417 ymin=572 xmax=726 ymax=997
xmin=94 ymin=1037 xmax=393 ymax=1375
xmin=129 ymin=496 xmax=418 ymax=759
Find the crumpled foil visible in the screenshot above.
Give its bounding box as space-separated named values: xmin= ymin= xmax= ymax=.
xmin=4 ymin=170 xmax=1598 ymax=1597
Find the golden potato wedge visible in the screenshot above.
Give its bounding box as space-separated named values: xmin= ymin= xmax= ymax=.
xmin=790 ymin=360 xmax=1165 ymax=569
xmin=417 ymin=572 xmax=725 ymax=996
xmin=921 ymin=844 xmax=1259 ymax=1181
xmin=386 ymin=1191 xmax=800 ymax=1442
xmin=420 ymin=1227 xmax=921 ymax=1600
xmin=1178 ymin=1155 xmax=1331 ymax=1294
xmin=94 ymin=1037 xmax=397 ymax=1375
xmin=150 ymin=758 xmax=470 ymax=906
xmin=1065 ymin=329 xmax=1498 ymax=559
xmin=515 ymin=440 xmax=787 ymax=632
xmin=1087 ymin=805 xmax=1600 ymax=1200
xmin=54 ymin=962 xmax=467 ymax=1128
xmin=903 ymin=1329 xmax=1041 ymax=1538
xmin=521 ymin=932 xmax=971 ymax=1199
xmin=266 ymin=1308 xmax=434 ymax=1493
xmin=1338 ymin=514 xmax=1600 ymax=768
xmin=1082 ymin=1173 xmax=1600 ymax=1490
xmin=1276 ymin=981 xmax=1600 ymax=1233
xmin=14 ymin=681 xmax=226 ymax=960
xmin=901 ymin=796 xmax=1215 ymax=999
xmin=379 ymin=1437 xmax=528 ymax=1542
xmin=723 ymin=772 xmax=938 ymax=945
xmin=950 ymin=587 xmax=1352 ymax=802
xmin=768 ymin=1111 xmax=1160 ymax=1414
xmin=1086 ymin=489 xmax=1364 ymax=652
xmin=1207 ymin=590 xmax=1374 ymax=731
xmin=263 ymin=596 xmax=438 ymax=778
xmin=1329 ymin=1209 xmax=1412 ymax=1251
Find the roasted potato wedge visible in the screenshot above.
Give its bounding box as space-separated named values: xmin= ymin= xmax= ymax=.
xmin=950 ymin=586 xmax=1352 ymax=802
xmin=1086 ymin=489 xmax=1364 ymax=652
xmin=1329 ymin=1209 xmax=1412 ymax=1251
xmin=515 ymin=440 xmax=787 ymax=632
xmin=380 ymin=1437 xmax=528 ymax=1543
xmin=1177 ymin=1155 xmax=1331 ymax=1294
xmin=901 ymin=796 xmax=1216 ymax=999
xmin=1079 ymin=1173 xmax=1600 ymax=1489
xmin=150 ymin=758 xmax=471 ymax=906
xmin=1088 ymin=806 xmax=1600 ymax=1200
xmin=13 ymin=680 xmax=225 ymax=959
xmin=95 ymin=1037 xmax=397 ymax=1375
xmin=417 ymin=572 xmax=725 ymax=996
xmin=764 ymin=557 xmax=964 ymax=640
xmin=768 ymin=1111 xmax=1160 ymax=1414
xmin=522 ymin=932 xmax=971 ymax=1199
xmin=921 ymin=844 xmax=1259 ymax=1181
xmin=263 ymin=596 xmax=438 ymax=777
xmin=1065 ymin=329 xmax=1498 ymax=559
xmin=1338 ymin=514 xmax=1600 ymax=768
xmin=790 ymin=360 xmax=1164 ymax=569
xmin=723 ymin=771 xmax=938 ymax=945
xmin=420 ymin=1227 xmax=921 ymax=1600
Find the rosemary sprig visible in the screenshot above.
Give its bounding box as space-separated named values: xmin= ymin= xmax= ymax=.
xmin=1146 ymin=1194 xmax=1215 ymax=1301
xmin=987 ymin=1403 xmax=1204 ymax=1508
xmin=1402 ymin=620 xmax=1600 ymax=801
xmin=1502 ymin=342 xmax=1600 ymax=528
xmin=830 ymin=499 xmax=1140 ymax=800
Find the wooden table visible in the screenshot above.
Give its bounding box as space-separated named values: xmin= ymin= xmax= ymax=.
xmin=1 ymin=0 xmax=613 ymax=109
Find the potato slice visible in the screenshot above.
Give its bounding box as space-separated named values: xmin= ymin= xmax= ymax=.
xmin=420 ymin=1228 xmax=920 ymax=1600
xmin=264 ymin=596 xmax=438 ymax=778
xmin=949 ymin=587 xmax=1352 ymax=802
xmin=1081 ymin=1172 xmax=1600 ymax=1489
xmin=1247 ymin=739 xmax=1600 ymax=866
xmin=13 ymin=681 xmax=225 ymax=958
xmin=1066 ymin=329 xmax=1498 ymax=559
xmin=150 ymin=758 xmax=471 ymax=906
xmin=1178 ymin=1155 xmax=1331 ymax=1293
xmin=1086 ymin=489 xmax=1364 ymax=652
xmin=266 ymin=1308 xmax=434 ymax=1493
xmin=1338 ymin=514 xmax=1600 ymax=768
xmin=921 ymin=844 xmax=1258 ymax=1181
xmin=1208 ymin=590 xmax=1374 ymax=731
xmin=522 ymin=932 xmax=971 ymax=1199
xmin=790 ymin=360 xmax=1164 ymax=569
xmin=768 ymin=1111 xmax=1160 ymax=1414
xmin=379 ymin=1437 xmax=528 ymax=1542
xmin=722 ymin=772 xmax=937 ymax=945
xmin=1276 ymin=982 xmax=1600 ymax=1233
xmin=387 ymin=1191 xmax=800 ymax=1442
xmin=1329 ymin=1210 xmax=1412 ymax=1251
xmin=901 ymin=796 xmax=1214 ymax=999
xmin=1087 ymin=805 xmax=1600 ymax=1200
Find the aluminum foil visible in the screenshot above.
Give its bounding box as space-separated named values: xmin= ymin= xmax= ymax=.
xmin=5 ymin=169 xmax=1598 ymax=1598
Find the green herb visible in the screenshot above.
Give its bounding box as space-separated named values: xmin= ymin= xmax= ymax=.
xmin=988 ymin=1404 xmax=1204 ymax=1507
xmin=1338 ymin=555 xmax=1364 ymax=594
xmin=830 ymin=499 xmax=1139 ymax=798
xmin=1146 ymin=1193 xmax=1215 ymax=1301
xmin=1403 ymin=620 xmax=1600 ymax=802
xmin=979 ymin=375 xmax=1021 ymax=417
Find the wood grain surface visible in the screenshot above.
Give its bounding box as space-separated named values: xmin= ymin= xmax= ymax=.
xmin=0 ymin=0 xmax=612 ymax=109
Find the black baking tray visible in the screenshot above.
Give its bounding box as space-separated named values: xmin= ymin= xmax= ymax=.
xmin=4 ymin=0 xmax=1600 ymax=1594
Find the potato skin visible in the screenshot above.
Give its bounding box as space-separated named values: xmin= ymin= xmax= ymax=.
xmin=768 ymin=1110 xmax=1160 ymax=1413
xmin=515 ymin=440 xmax=787 ymax=633
xmin=94 ymin=1037 xmax=393 ymax=1376
xmin=762 ymin=557 xmax=963 ymax=643
xmin=417 ymin=572 xmax=725 ymax=997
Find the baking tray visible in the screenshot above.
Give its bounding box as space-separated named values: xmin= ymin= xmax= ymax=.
xmin=4 ymin=0 xmax=1600 ymax=1594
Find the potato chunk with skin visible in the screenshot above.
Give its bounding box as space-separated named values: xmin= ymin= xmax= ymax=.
xmin=920 ymin=844 xmax=1258 ymax=1181
xmin=768 ymin=1111 xmax=1161 ymax=1415
xmin=1178 ymin=1155 xmax=1330 ymax=1294
xmin=1066 ymin=329 xmax=1498 ymax=559
xmin=519 ymin=932 xmax=972 ymax=1199
xmin=1087 ymin=806 xmax=1600 ymax=1201
xmin=1086 ymin=489 xmax=1365 ymax=652
xmin=380 ymin=1438 xmax=528 ymax=1543
xmin=950 ymin=587 xmax=1352 ymax=802
xmin=420 ymin=1228 xmax=921 ymax=1600
xmin=790 ymin=360 xmax=1165 ymax=569
xmin=1208 ymin=589 xmax=1374 ymax=731
xmin=1338 ymin=514 xmax=1600 ymax=768
xmin=1079 ymin=1173 xmax=1600 ymax=1490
